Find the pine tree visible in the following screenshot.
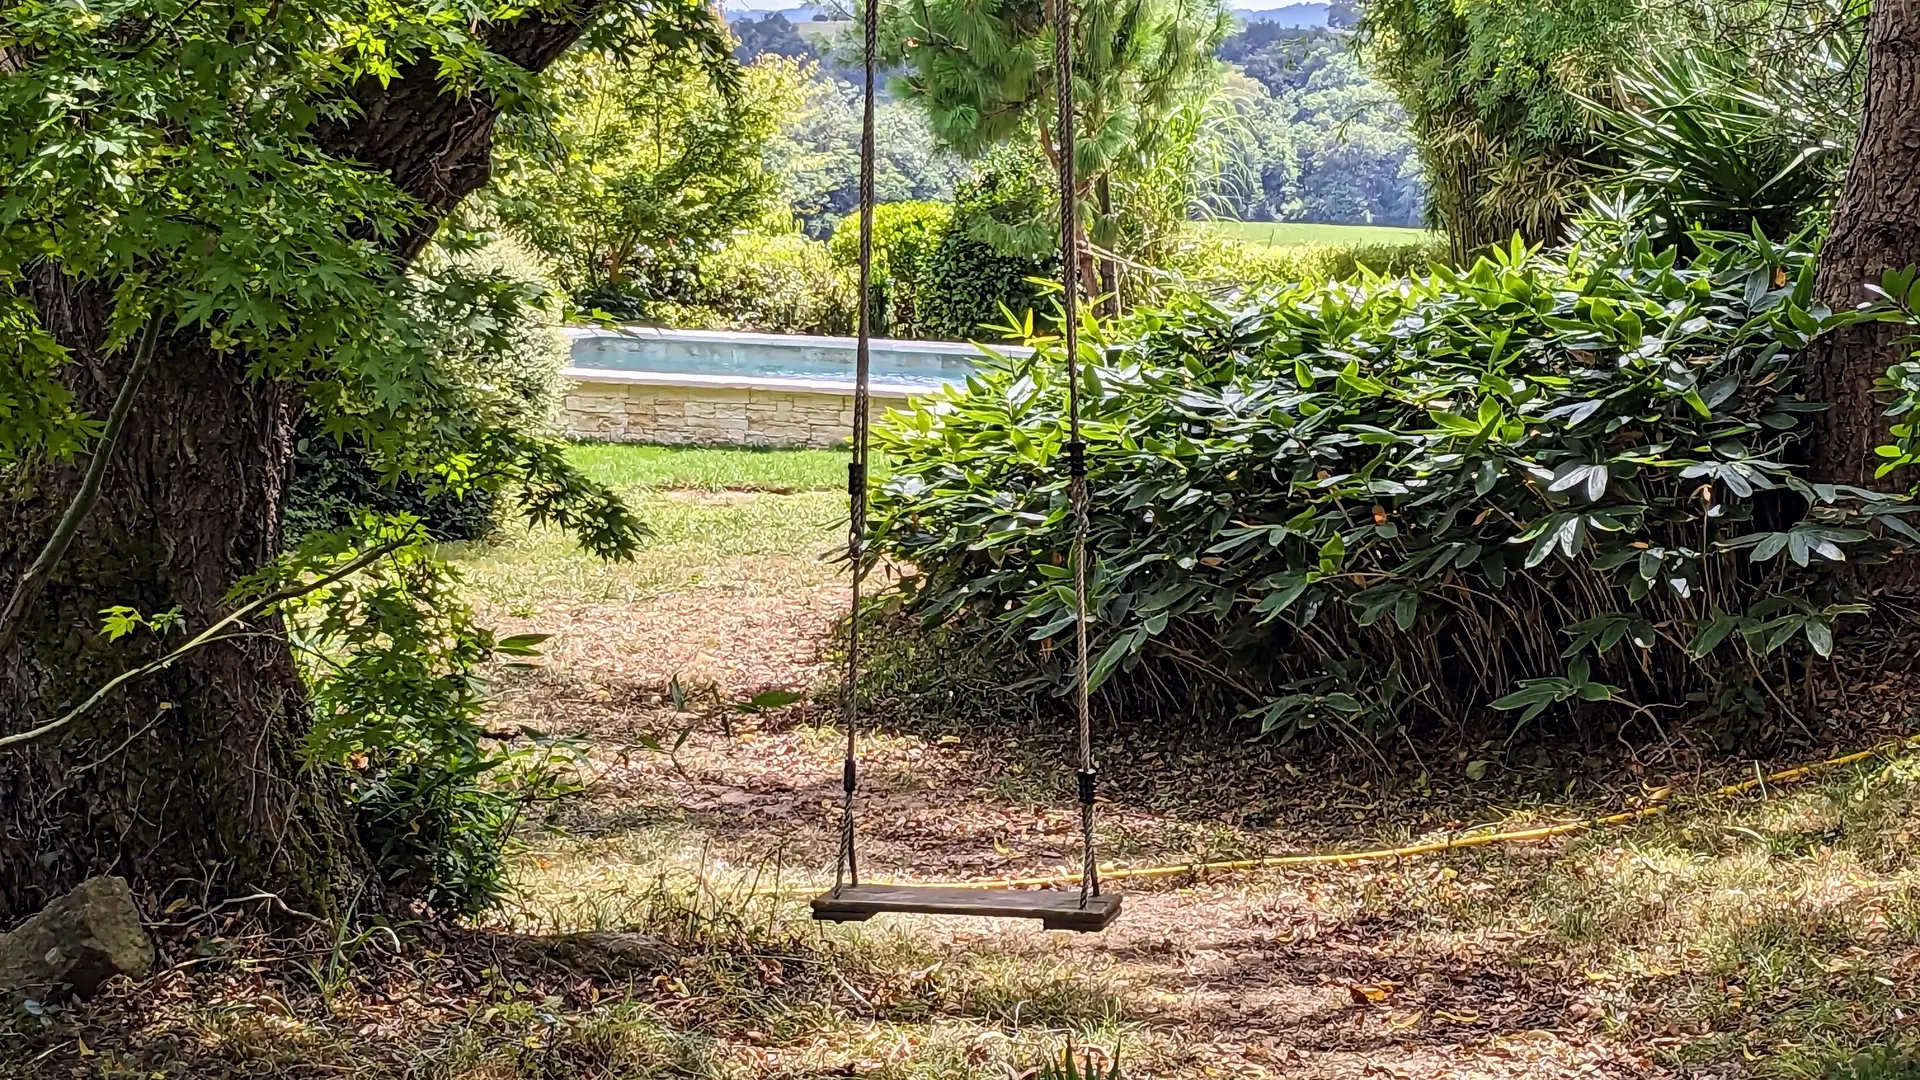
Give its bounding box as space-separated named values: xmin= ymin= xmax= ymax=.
xmin=885 ymin=0 xmax=1230 ymax=303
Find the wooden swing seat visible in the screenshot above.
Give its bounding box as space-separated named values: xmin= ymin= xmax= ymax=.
xmin=810 ymin=885 xmax=1122 ymax=932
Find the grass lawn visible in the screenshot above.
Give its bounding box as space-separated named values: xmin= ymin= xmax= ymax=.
xmin=565 ymin=441 xmax=876 ymax=493
xmin=794 ymin=18 xmax=849 ymax=41
xmin=454 ymin=444 xmax=860 ymax=617
xmin=1203 ymin=219 xmax=1438 ymax=247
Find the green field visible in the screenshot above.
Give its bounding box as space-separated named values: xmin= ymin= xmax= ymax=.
xmin=565 ymin=442 xmax=869 ymax=493
xmin=794 ymin=18 xmax=849 ymax=41
xmin=1203 ymin=220 xmax=1437 ymax=247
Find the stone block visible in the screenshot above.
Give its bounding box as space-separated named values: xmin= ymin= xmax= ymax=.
xmin=0 ymin=877 xmax=153 ymax=1002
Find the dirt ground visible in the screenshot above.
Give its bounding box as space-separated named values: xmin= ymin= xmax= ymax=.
xmin=4 ymin=487 xmax=1910 ymax=1080
xmin=487 ymin=574 xmax=1662 ymax=1079
xmin=468 ymin=493 xmax=1915 ymax=1079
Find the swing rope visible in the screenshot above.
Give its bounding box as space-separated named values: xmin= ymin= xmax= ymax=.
xmin=1049 ymin=0 xmax=1101 ymax=906
xmin=832 ymin=0 xmax=1102 ymax=909
xmin=830 ymin=0 xmax=881 ymax=897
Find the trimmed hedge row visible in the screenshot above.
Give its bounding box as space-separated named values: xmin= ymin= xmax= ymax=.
xmin=1157 ymin=231 xmax=1444 ymax=292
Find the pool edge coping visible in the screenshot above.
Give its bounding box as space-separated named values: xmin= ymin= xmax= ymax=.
xmin=563 ymin=367 xmax=928 ymax=398
xmin=562 ymin=324 xmax=1034 ymax=361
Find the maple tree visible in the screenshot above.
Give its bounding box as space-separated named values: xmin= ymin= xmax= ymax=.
xmin=0 ymin=0 xmax=718 ymax=918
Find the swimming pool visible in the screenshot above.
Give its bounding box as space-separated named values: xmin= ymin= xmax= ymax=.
xmin=566 ymin=326 xmax=1020 ymax=390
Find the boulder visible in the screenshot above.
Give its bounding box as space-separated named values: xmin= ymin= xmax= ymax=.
xmin=0 ymin=876 xmax=154 ymax=1001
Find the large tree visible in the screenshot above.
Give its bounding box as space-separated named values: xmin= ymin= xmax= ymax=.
xmin=884 ymin=0 xmax=1230 ymax=301
xmin=0 ymin=0 xmax=706 ymax=919
xmin=1356 ymin=0 xmax=1645 ymax=261
xmin=488 ymin=41 xmax=784 ymax=315
xmin=1810 ymin=0 xmax=1920 ymax=487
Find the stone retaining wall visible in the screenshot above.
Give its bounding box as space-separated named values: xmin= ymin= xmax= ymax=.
xmin=561 ymin=369 xmax=916 ymax=448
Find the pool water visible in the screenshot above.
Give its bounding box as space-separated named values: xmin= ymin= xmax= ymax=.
xmin=568 ymin=327 xmax=998 ymax=389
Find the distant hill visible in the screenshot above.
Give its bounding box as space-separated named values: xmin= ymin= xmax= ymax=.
xmin=723 ymin=3 xmax=832 ymax=22
xmin=1234 ymin=3 xmax=1328 ymax=27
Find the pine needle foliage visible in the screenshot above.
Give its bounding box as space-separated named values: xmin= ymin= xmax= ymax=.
xmin=883 ymin=0 xmax=1231 ymax=281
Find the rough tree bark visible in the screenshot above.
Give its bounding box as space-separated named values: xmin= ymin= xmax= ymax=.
xmin=1810 ymin=0 xmax=1920 ymax=487
xmin=0 ymin=11 xmax=600 ymax=921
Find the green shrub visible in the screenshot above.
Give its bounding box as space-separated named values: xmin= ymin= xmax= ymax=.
xmin=919 ymin=149 xmax=1059 ymax=341
xmin=656 ymin=230 xmax=857 ymax=335
xmin=288 ymin=249 xmax=568 ymax=543
xmin=1157 ymin=232 xmax=1442 ymax=291
xmin=867 ymin=234 xmax=1916 ymax=747
xmin=1589 ymin=46 xmax=1851 ymax=243
xmin=284 ymin=527 xmax=579 ymax=917
xmin=286 ymin=437 xmax=500 ymax=542
xmin=282 ymin=243 xmax=597 ymax=915
xmin=828 ymin=200 xmax=953 ymax=338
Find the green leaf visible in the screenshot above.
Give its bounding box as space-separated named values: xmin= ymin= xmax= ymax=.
xmin=745 ymin=690 xmax=804 ymax=710
xmin=494 ymin=633 xmax=551 ymax=656
xmin=1392 ymin=589 xmax=1418 ymax=629
xmin=1252 ymin=574 xmax=1311 ymax=620
xmin=1687 ymin=613 xmax=1738 ymax=658
xmin=98 ymin=606 xmax=143 ymax=642
xmin=1804 ymin=619 xmax=1833 ymax=657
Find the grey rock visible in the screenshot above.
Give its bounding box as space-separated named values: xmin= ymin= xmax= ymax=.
xmin=0 ymin=877 xmax=154 ymax=1001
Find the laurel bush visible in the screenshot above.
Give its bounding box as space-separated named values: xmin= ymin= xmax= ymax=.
xmin=867 ymin=233 xmax=1917 ymax=744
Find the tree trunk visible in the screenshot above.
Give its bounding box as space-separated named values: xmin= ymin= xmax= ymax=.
xmin=1095 ymin=174 xmax=1120 ymax=317
xmin=0 ymin=300 xmax=364 ymax=920
xmin=1075 ymin=218 xmax=1100 ymax=316
xmin=0 ymin=10 xmax=600 ymax=921
xmin=1809 ymin=0 xmax=1920 ymax=487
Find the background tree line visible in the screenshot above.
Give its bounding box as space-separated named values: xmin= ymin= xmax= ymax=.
xmin=486 ymin=0 xmax=1437 ymax=339
xmin=1201 ymin=21 xmax=1425 ymax=226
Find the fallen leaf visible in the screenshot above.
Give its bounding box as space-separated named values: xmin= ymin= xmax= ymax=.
xmin=1350 ymin=983 xmax=1394 ymax=1004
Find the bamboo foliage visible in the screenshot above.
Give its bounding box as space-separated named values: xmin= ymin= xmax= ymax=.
xmin=1355 ymin=0 xmax=1645 ymax=262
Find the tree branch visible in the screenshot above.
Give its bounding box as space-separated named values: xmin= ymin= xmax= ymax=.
xmin=0 ymin=319 xmax=163 ymax=658
xmin=0 ymin=539 xmax=407 ymax=755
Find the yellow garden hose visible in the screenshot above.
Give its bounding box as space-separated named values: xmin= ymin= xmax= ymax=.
xmin=763 ymin=735 xmax=1916 ymax=897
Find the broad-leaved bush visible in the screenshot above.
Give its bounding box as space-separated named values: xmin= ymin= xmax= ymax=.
xmin=868 ymin=234 xmax=1917 ymax=744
